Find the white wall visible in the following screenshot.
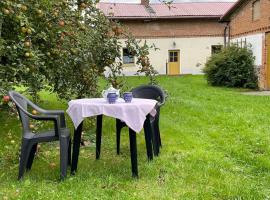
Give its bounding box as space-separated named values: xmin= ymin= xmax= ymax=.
xmin=231 ymin=33 xmax=263 ymax=66
xmin=117 ymin=37 xmax=224 ymax=76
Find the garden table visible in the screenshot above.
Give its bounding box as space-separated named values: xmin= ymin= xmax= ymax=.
xmin=67 ymin=98 xmax=157 ymax=177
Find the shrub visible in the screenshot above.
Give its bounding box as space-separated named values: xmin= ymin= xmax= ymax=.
xmin=203 ymin=45 xmax=258 ymax=89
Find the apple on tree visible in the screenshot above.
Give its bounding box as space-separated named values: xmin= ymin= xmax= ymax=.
xmin=2 ymin=96 xmax=10 ymax=103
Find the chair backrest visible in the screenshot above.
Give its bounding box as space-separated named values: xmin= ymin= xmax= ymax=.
xmin=9 ymin=91 xmax=34 ymax=134
xmin=131 ymin=85 xmax=166 ymax=105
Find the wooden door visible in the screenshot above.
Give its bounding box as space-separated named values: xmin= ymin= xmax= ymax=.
xmin=168 ymin=50 xmax=180 ymax=75
xmin=267 ymin=33 xmax=270 ymax=89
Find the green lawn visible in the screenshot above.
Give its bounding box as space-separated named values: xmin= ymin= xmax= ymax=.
xmin=1 ymin=75 xmax=270 ymax=199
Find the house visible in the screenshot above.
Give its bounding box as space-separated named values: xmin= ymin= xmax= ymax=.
xmin=220 ymin=0 xmax=270 ymax=90
xmin=98 ymin=0 xmax=233 ymax=76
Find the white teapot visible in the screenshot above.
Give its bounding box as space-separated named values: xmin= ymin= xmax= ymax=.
xmin=102 ymin=85 xmax=120 ymax=99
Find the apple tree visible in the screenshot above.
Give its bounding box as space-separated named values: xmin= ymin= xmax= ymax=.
xmin=0 ymin=0 xmax=158 ymax=104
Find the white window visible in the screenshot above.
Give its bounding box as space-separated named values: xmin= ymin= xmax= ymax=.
xmin=123 ymin=48 xmax=135 ymax=64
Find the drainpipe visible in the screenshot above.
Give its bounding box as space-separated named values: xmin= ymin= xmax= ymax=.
xmin=224 ymin=25 xmax=227 ymax=47
xmin=228 ymin=24 xmax=231 ymax=47
xmin=224 ymin=22 xmax=230 ymax=48
xmin=166 ymin=60 xmax=168 ymax=75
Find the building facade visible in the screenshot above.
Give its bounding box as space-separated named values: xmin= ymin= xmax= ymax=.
xmin=221 ymin=0 xmax=270 ymax=89
xmin=98 ymin=1 xmax=233 ymax=76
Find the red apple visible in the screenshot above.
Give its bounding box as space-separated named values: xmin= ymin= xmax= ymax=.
xmin=2 ymin=95 xmax=10 ymax=103
xmin=59 ymin=21 xmax=65 ymax=27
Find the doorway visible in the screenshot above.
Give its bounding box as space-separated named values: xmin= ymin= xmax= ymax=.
xmin=168 ymin=50 xmax=180 ymax=75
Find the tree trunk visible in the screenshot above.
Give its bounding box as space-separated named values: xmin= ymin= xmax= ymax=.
xmin=0 ymin=17 xmax=3 ymax=64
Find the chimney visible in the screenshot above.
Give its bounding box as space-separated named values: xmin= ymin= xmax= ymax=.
xmin=141 ymin=0 xmax=150 ymax=6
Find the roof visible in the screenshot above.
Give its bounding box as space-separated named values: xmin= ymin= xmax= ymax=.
xmin=220 ymin=0 xmax=247 ymax=21
xmin=98 ymin=2 xmax=235 ymax=19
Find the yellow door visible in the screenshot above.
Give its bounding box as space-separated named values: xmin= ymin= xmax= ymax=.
xmin=267 ymin=33 xmax=270 ymax=89
xmin=168 ymin=50 xmax=180 ymax=75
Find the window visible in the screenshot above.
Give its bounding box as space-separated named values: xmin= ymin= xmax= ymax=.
xmin=169 ymin=51 xmax=178 ymax=62
xmin=123 ymin=48 xmax=135 ymax=64
xmin=252 ymin=0 xmax=260 ymax=21
xmin=211 ymin=45 xmax=223 ymax=55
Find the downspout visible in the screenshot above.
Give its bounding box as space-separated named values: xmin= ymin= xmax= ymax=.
xmin=228 ymin=23 xmax=231 ymax=47
xmin=166 ymin=60 xmax=168 ymax=75
xmin=224 ymin=24 xmax=228 ymax=47
xmin=224 ymin=22 xmax=230 ymax=48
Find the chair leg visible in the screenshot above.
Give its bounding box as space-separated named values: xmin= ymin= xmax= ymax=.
xmin=71 ymin=122 xmax=83 ymax=174
xmin=60 ymin=135 xmax=70 ymax=180
xmin=143 ymin=116 xmax=153 ymax=161
xmin=18 ymin=139 xmax=32 ymax=180
xmin=68 ymin=138 xmax=71 ymax=166
xmin=26 ymin=143 xmax=38 ymax=171
xmin=116 ymin=119 xmax=122 ymax=155
xmin=129 ymin=128 xmax=138 ymax=178
xmin=96 ymin=115 xmax=103 ymax=160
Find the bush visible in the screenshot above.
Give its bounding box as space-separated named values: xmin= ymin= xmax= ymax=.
xmin=203 ymin=45 xmax=258 ymax=89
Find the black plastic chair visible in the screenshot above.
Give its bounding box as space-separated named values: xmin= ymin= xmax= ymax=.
xmin=116 ymin=85 xmax=166 ymax=157
xmin=9 ymin=91 xmax=71 ymax=180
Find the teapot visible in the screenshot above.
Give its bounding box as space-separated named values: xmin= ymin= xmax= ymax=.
xmin=102 ymin=85 xmax=120 ymax=99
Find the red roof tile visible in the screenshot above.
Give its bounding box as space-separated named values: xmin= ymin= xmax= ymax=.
xmin=98 ymin=2 xmax=235 ymax=19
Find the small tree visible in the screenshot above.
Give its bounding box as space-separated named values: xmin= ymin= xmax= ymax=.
xmin=203 ymin=45 xmax=258 ymax=89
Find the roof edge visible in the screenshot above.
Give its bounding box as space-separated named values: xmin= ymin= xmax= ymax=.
xmin=98 ymin=2 xmax=235 ymax=5
xmin=220 ymin=0 xmax=246 ymax=22
xmin=108 ymin=16 xmax=222 ymax=20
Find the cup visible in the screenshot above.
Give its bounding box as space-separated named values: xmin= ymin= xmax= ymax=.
xmin=123 ymin=92 xmax=133 ymax=103
xmin=107 ymin=92 xmax=117 ymax=104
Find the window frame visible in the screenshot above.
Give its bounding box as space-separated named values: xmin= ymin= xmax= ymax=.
xmin=211 ymin=45 xmax=223 ymax=55
xmin=169 ymin=51 xmax=179 ymax=62
xmin=252 ymin=0 xmax=261 ymax=21
xmin=122 ymin=48 xmax=135 ymax=65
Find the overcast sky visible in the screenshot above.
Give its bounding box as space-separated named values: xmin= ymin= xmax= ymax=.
xmin=101 ymin=0 xmax=236 ymax=3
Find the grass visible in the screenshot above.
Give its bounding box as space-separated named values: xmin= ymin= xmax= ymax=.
xmin=1 ymin=75 xmax=270 ymax=199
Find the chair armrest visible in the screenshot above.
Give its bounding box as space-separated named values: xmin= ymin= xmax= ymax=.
xmin=41 ymin=110 xmax=66 ymax=128
xmin=27 ymin=102 xmax=66 ymax=127
xmin=27 ymin=101 xmax=66 ymax=128
xmin=31 ymin=114 xmax=61 ymax=136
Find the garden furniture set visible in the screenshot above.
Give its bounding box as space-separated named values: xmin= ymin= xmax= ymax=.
xmin=8 ymin=85 xmax=166 ymax=180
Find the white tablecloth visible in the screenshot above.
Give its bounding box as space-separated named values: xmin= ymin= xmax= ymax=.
xmin=67 ymin=98 xmax=157 ymax=133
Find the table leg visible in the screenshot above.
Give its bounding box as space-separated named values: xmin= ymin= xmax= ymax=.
xmin=71 ymin=122 xmax=83 ymax=174
xmin=96 ymin=115 xmax=103 ymax=160
xmin=151 ymin=120 xmax=160 ymax=156
xmin=129 ymin=128 xmax=138 ymax=178
xmin=116 ymin=119 xmax=122 ymax=155
xmin=143 ymin=115 xmax=153 ymax=161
